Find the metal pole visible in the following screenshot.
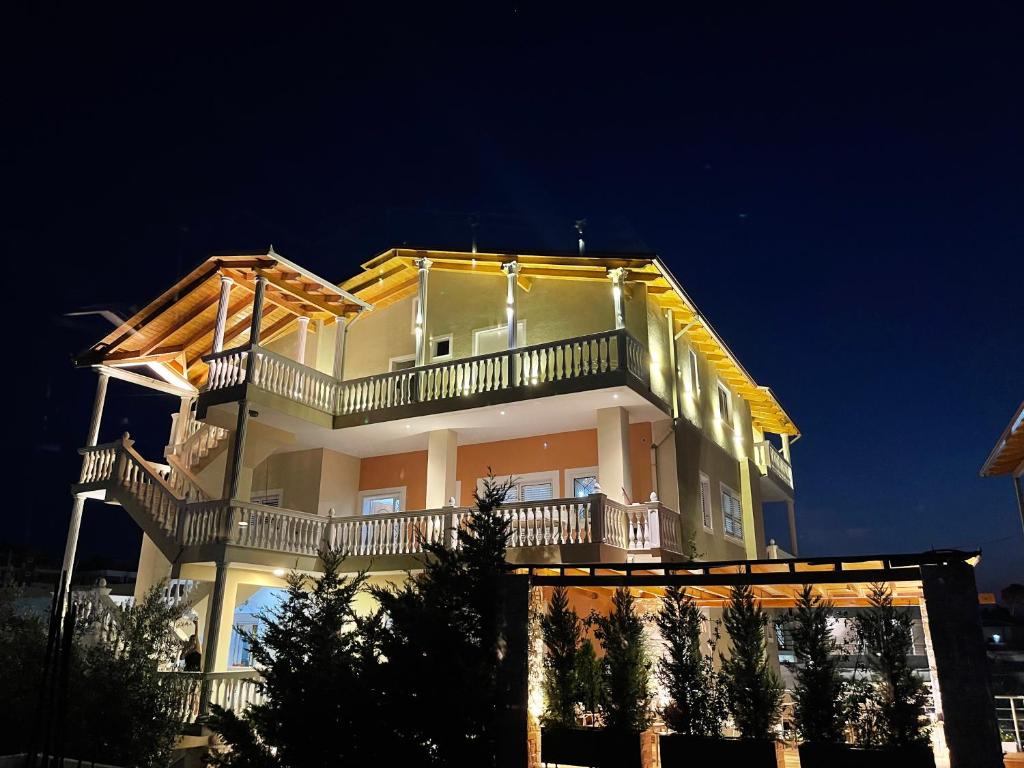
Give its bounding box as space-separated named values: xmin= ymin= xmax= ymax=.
xmin=502 ymin=261 xmax=520 ymax=349
xmin=249 ymin=275 xmax=267 ymax=346
xmin=199 ymin=562 xmax=229 ymax=714
xmin=414 ymin=258 xmax=432 ymax=367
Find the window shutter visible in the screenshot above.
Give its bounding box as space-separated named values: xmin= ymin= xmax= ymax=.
xmin=521 ymin=482 xmax=553 ymax=502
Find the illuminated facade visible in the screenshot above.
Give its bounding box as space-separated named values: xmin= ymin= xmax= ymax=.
xmin=66 ymin=247 xmax=798 ymax=706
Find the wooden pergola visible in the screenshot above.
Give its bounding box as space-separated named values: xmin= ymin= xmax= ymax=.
xmin=497 ymin=549 xmax=1004 ymax=768
xmin=74 ymin=250 xmax=368 ymax=389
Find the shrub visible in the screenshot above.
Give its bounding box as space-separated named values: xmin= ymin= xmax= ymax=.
xmin=591 ymin=587 xmax=653 ymax=733
xmin=788 ymin=585 xmax=846 ymax=744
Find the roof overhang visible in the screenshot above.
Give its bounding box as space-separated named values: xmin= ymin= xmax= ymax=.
xmin=980 ymin=401 xmax=1024 ymax=477
xmin=341 ymin=248 xmax=799 ymax=436
xmin=75 ymin=249 xmax=368 ymax=388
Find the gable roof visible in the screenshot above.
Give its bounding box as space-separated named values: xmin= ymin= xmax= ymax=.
xmin=980 ymin=401 xmax=1024 ymax=476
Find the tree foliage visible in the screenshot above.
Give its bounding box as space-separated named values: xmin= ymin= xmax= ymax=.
xmin=851 ymin=584 xmax=930 ymax=747
xmin=719 ymin=583 xmax=783 ymax=740
xmin=540 ymin=585 xmax=583 ymax=728
xmin=68 ymin=584 xmax=191 ymax=768
xmin=788 ymin=585 xmax=846 ymax=744
xmin=205 ymin=551 xmax=384 ymax=767
xmin=654 ymin=585 xmax=726 ymax=737
xmin=0 ymin=587 xmax=47 ymax=755
xmin=591 ymin=587 xmax=653 ymax=733
xmin=368 ymin=473 xmax=514 ymax=767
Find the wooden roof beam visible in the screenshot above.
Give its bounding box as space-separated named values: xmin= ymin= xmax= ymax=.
xmin=256 ymin=270 xmax=352 ymax=317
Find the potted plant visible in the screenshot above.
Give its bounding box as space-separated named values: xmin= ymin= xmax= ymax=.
xmin=716 ymin=583 xmax=785 ymax=767
xmin=654 ymin=585 xmax=733 ymax=765
xmin=786 ymin=585 xmax=851 ymax=767
xmin=543 ymin=587 xmax=653 ymax=768
xmin=841 ymin=583 xmax=935 ymax=768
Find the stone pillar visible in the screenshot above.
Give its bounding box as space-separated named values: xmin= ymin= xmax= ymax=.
xmin=502 ymin=261 xmax=520 ymax=349
xmin=780 ymin=433 xmax=791 ymax=463
xmin=920 ymin=562 xmax=1003 ymax=768
xmin=608 ymin=267 xmax=627 ymax=330
xmin=61 ymin=372 xmax=110 ymax=586
xmin=211 ymin=274 xmax=234 ymax=354
xmin=496 ymin=574 xmax=530 ymax=768
xmin=249 ymin=275 xmax=267 ymax=346
xmin=597 ymin=406 xmax=632 ymax=503
xmin=786 ymin=499 xmax=799 ymax=556
xmin=294 ymin=316 xmax=309 ymax=365
xmin=426 ymin=429 xmax=458 ymax=509
xmin=414 ymin=257 xmax=432 ymax=367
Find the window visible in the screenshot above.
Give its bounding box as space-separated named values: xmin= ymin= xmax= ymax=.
xmin=389 ymin=354 xmax=415 ymax=372
xmin=720 ymin=483 xmax=743 ymax=541
xmin=717 ymin=382 xmax=732 ymax=426
xmin=431 ymin=334 xmax=453 ymax=361
xmin=359 ymin=487 xmax=406 ymax=516
xmin=251 ymin=489 xmax=282 ymax=508
xmin=687 ymin=349 xmax=700 ymax=396
xmin=565 ymin=466 xmax=599 ymax=498
xmin=472 ymin=322 xmax=526 ymax=355
xmin=479 ymin=470 xmax=558 ymax=504
xmin=699 ymin=473 xmax=712 ymax=531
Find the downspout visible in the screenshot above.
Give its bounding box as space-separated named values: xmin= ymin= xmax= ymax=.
xmin=337 ymin=307 xmax=369 ymax=381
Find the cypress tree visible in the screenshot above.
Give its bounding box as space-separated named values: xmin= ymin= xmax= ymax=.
xmin=540 ymin=585 xmax=583 ymax=728
xmin=654 ymin=585 xmax=726 ymax=737
xmin=719 ymin=583 xmax=783 ymax=740
xmin=591 ymin=587 xmax=653 ymax=733
xmin=789 ymin=585 xmax=846 ymax=744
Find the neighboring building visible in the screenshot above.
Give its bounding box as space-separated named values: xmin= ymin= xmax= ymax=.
xmin=981 ymin=401 xmax=1024 ymax=537
xmin=65 ymin=247 xmax=798 ymax=688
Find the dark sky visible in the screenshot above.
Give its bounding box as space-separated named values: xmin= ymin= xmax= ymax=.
xmin=4 ymin=5 xmax=1022 ymax=591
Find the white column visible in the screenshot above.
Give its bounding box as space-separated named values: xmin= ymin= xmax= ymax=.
xmin=61 ymin=372 xmax=110 ymax=584
xmin=211 ymin=275 xmax=234 ymax=354
xmin=597 ymin=406 xmax=632 ymax=504
xmin=294 ymin=316 xmax=310 ymax=365
xmin=780 ymin=433 xmax=792 ymax=463
xmin=414 ymin=257 xmax=432 ymax=367
xmin=786 ymin=499 xmax=799 ymax=556
xmin=249 ymin=275 xmax=267 ymax=346
xmin=608 ymin=267 xmax=627 ymax=330
xmin=502 ymin=261 xmax=520 ymax=349
xmin=332 ymin=316 xmax=348 ymax=380
xmin=426 ymin=429 xmax=458 ymax=508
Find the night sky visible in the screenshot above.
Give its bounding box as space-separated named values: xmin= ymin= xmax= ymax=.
xmin=4 ymin=5 xmax=1022 ymax=591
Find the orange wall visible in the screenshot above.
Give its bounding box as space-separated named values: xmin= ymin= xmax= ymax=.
xmin=358 ymin=422 xmax=654 ymax=508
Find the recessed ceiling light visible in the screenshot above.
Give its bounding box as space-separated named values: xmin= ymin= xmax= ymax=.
xmin=499 ymin=410 xmax=506 ymax=415
xmin=612 ymin=393 xmax=619 ymax=400
xmin=405 ymin=424 xmax=411 ymax=429
xmin=272 ymin=568 xmax=285 ymax=577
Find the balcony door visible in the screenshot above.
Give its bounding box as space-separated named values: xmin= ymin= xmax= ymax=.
xmin=473 ymin=322 xmax=526 ymax=356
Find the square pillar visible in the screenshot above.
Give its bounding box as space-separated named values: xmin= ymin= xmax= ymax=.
xmin=738 ymin=460 xmax=762 ymax=560
xmin=597 ymin=406 xmax=632 ymax=503
xmin=920 ymin=562 xmax=1003 ymax=768
xmin=785 ymin=498 xmax=799 ymax=556
xmin=426 ymin=429 xmax=458 ymax=508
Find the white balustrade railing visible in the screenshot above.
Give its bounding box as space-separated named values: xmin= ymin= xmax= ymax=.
xmin=205 ymin=346 xmax=250 ymax=390
xmin=327 ymin=509 xmax=458 ymax=556
xmin=203 ymin=329 xmax=654 ymax=417
xmin=78 ymin=441 xmax=121 ymax=483
xmin=115 ymin=442 xmax=185 ymax=540
xmin=251 ymin=346 xmax=338 ymax=412
xmin=500 ymin=497 xmax=596 ymax=547
xmin=174 ymin=419 xmax=229 ymax=471
xmin=160 ymin=671 xmax=264 ymax=723
xmin=180 ymin=501 xmax=234 ymax=547
xmin=232 ymin=503 xmax=327 ymax=556
xmin=754 ymin=441 xmax=794 ymax=488
xmin=602 ymin=499 xmax=682 ymax=553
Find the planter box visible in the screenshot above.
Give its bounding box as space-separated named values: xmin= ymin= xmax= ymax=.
xmin=798 ymin=741 xmax=935 ymax=768
xmin=540 ymin=727 xmax=641 ymax=768
xmin=659 ymin=734 xmax=784 ymax=768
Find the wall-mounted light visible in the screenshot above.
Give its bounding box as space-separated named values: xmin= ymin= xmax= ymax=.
xmin=272 ymin=568 xmax=285 ymax=578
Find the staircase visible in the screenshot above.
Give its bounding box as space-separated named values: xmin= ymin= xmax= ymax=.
xmin=79 ymin=436 xmax=189 ymax=560
xmin=170 ymin=414 xmax=230 ymax=475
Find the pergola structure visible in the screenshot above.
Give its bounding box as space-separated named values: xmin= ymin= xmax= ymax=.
xmin=497 ymin=550 xmax=1003 ymax=768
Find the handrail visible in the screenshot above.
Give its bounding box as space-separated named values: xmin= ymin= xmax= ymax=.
xmin=754 ymin=440 xmax=794 ymax=488
xmin=202 ymin=329 xmax=653 ymax=417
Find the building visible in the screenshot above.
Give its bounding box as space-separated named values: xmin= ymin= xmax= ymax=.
xmin=980 ymin=400 xmax=1024 ymax=537
xmin=64 ymin=247 xmax=799 ymax=706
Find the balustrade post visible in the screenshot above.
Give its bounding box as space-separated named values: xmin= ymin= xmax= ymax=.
xmin=589 ymin=493 xmax=606 ymax=544
xmin=647 ymin=505 xmax=662 ymax=548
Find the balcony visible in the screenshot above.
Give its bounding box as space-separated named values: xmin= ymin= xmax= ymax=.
xmin=74 ymin=436 xmax=688 ymax=569
xmin=198 ymin=328 xmax=666 ymax=429
xmin=753 ymin=440 xmax=794 ymax=500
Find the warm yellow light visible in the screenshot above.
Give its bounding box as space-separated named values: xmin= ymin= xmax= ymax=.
xmin=272 ymin=568 xmax=285 ymax=578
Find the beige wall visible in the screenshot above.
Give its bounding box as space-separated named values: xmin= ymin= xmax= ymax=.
xmin=250 ymin=447 xmax=360 ymax=517
xmin=343 ymin=296 xmax=416 ymax=380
